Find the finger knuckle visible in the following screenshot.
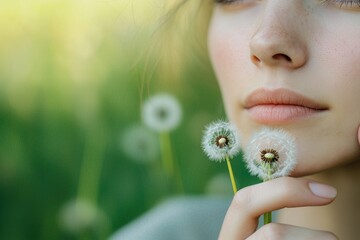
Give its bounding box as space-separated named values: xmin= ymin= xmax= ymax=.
xmin=234 ymin=186 xmax=253 ymax=209
xmin=259 ymin=223 xmax=285 ymax=239
xmin=276 ymin=177 xmax=297 ymax=198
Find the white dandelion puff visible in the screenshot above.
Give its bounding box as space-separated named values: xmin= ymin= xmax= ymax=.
xmin=244 ymin=128 xmax=297 ymax=181
xmin=121 ymin=125 xmax=159 ymax=164
xmin=201 ymin=121 xmax=241 ymax=162
xmin=142 ymin=93 xmax=182 ymax=132
xmin=58 ymin=199 xmax=107 ymax=234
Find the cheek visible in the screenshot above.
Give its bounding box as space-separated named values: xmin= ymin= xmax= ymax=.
xmin=316 ymin=29 xmax=360 ymax=120
xmin=297 ymin=27 xmax=360 ymax=174
xmin=313 ymin=16 xmax=360 ymax=100
xmin=208 ymin=16 xmax=255 ymax=119
xmin=208 ymin=27 xmax=246 ymax=82
xmin=208 ymin=11 xmax=256 ymax=84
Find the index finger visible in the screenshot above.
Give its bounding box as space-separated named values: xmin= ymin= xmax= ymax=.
xmin=218 ymin=177 xmax=337 ymax=240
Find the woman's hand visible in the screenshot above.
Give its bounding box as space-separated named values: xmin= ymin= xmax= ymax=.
xmin=219 ymin=177 xmax=338 ymax=240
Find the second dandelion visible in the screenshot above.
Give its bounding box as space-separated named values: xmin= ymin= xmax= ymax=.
xmin=244 ymin=128 xmax=297 ymax=181
xmin=202 ymin=121 xmax=241 ymax=194
xmin=244 ymin=127 xmax=297 ymax=224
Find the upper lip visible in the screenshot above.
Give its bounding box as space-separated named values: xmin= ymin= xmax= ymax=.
xmin=243 ymin=88 xmax=329 ymax=110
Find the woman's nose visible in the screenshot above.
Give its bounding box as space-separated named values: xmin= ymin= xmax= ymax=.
xmin=249 ymin=3 xmax=308 ymax=69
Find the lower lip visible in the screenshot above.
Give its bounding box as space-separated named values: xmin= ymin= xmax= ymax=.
xmin=246 ymin=105 xmax=324 ymax=124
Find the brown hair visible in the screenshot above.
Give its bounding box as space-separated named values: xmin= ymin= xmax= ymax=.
xmin=138 ymin=0 xmax=214 ymax=96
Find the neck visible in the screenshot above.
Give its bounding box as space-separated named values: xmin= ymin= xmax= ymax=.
xmin=278 ymin=160 xmax=360 ymax=240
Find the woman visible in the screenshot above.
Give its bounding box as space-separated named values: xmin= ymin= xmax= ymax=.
xmin=113 ymin=1 xmax=360 ymax=239
xmin=209 ymin=0 xmax=360 ymax=239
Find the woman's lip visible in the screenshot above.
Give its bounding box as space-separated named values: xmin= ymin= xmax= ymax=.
xmin=243 ymin=89 xmax=329 ymax=124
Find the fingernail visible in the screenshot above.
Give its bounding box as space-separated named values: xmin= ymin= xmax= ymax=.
xmin=309 ymin=182 xmax=337 ymax=199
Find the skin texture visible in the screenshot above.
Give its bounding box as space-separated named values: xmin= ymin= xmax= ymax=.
xmin=207 ymin=0 xmax=360 ymax=239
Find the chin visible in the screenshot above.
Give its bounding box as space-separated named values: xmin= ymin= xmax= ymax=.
xmin=233 ymin=116 xmax=360 ymax=178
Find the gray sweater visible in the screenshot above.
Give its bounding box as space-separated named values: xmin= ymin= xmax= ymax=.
xmin=109 ymin=196 xmax=231 ymax=240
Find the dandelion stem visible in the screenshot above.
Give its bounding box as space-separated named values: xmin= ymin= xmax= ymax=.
xmin=160 ymin=132 xmax=174 ymax=177
xmin=263 ymin=163 xmax=272 ymax=224
xmin=267 ymin=163 xmax=271 ymax=179
xmin=264 ymin=211 xmax=272 ymax=224
xmin=226 ymin=156 xmax=238 ymax=194
xmin=77 ymin=129 xmax=105 ymax=203
xmin=159 ymin=131 xmax=183 ymax=193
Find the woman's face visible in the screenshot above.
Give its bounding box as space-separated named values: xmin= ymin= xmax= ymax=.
xmin=208 ymin=0 xmax=360 ymax=176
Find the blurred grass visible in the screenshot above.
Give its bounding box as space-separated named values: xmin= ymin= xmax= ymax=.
xmin=0 ymin=0 xmax=259 ymax=239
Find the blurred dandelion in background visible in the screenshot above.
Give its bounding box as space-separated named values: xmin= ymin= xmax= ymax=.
xmin=121 ymin=125 xmax=159 ymax=164
xmin=142 ymin=93 xmax=182 ymax=133
xmin=58 ymin=199 xmax=109 ymax=237
xmin=142 ymin=93 xmax=183 ymax=194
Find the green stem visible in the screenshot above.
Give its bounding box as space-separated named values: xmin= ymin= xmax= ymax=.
xmin=226 ymin=156 xmax=238 ymax=194
xmin=77 ymin=130 xmax=105 ymax=203
xmin=159 ymin=132 xmax=174 ymax=177
xmin=263 ymin=163 xmax=272 ymax=225
xmin=159 ymin=131 xmax=183 ymax=193
xmin=264 ymin=211 xmax=272 ymax=225
xmin=76 ymin=128 xmax=110 ymax=238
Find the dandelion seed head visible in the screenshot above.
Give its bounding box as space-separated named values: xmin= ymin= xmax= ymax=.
xmin=218 ymin=137 xmax=227 ymax=146
xmin=142 ymin=93 xmax=182 ymax=132
xmin=216 ymin=136 xmax=229 ymax=148
xmin=261 ymin=149 xmax=279 ymax=163
xmin=201 ymin=121 xmax=241 ymax=162
xmin=244 ymin=128 xmax=297 ymax=180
